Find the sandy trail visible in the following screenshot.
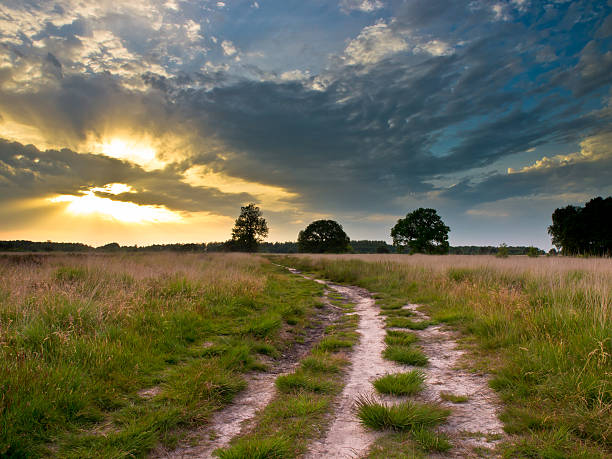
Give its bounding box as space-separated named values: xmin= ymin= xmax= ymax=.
xmin=400 ymin=304 xmax=505 ymax=457
xmin=284 ymin=270 xmax=404 ymax=459
xmin=290 ymin=268 xmax=504 ymax=458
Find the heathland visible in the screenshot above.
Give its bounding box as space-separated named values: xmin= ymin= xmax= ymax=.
xmin=0 ymin=253 xmax=610 ymax=458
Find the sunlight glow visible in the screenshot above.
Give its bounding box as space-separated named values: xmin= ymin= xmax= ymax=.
xmin=49 ymin=185 xmax=182 ymax=224
xmin=98 ymin=138 xmax=158 ymax=168
xmin=183 ymin=165 xmax=299 ymax=210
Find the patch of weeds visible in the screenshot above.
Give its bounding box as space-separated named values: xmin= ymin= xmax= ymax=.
xmin=385 ymin=330 xmax=418 ymax=346
xmin=300 ymin=355 xmax=342 ymax=373
xmin=411 ymin=427 xmax=452 ymax=452
xmin=383 ymin=309 xmax=415 ymax=318
xmin=315 ymin=336 xmax=354 ymax=352
xmin=365 ymin=432 xmax=426 ymax=458
xmin=215 ymin=436 xmax=289 ymax=459
xmin=275 ymin=371 xmax=336 ymax=394
xmin=373 ymin=371 xmax=425 ymax=396
xmin=271 ymin=393 xmax=329 ymax=419
xmin=440 ymin=391 xmax=469 ymax=403
xmin=355 ymin=395 xmax=450 ymax=431
xmin=383 ymin=345 xmax=428 ymax=366
xmin=386 ymin=317 xmax=432 ymax=330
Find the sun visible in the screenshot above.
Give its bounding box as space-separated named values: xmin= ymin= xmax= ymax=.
xmin=49 ymin=183 xmax=182 ymax=224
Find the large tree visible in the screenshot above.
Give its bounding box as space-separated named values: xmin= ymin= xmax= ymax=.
xmin=548 ymin=196 xmax=611 ymax=256
xmin=226 ymin=203 xmax=269 ymax=252
xmin=391 ymin=208 xmax=450 ymax=254
xmin=298 ymin=220 xmax=350 ymax=253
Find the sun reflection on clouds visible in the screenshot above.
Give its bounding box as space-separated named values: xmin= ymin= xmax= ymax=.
xmin=49 ymin=183 xmax=182 ymax=224
xmin=97 ymin=138 xmax=159 ymax=168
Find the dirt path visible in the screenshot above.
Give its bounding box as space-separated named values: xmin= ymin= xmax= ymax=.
xmin=281 ymin=269 xmax=404 ymax=459
xmin=153 ymin=279 xmax=339 ymax=459
xmin=401 ymin=304 xmax=505 ymax=457
xmin=288 ymin=268 xmax=504 ymax=458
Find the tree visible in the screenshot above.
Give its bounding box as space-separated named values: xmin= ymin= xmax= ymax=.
xmin=298 ymin=220 xmax=350 ymax=253
xmin=391 ymin=208 xmax=450 ymax=254
xmin=526 ymin=246 xmax=540 ymax=258
xmin=226 ymin=203 xmax=269 ymax=252
xmin=548 ymin=196 xmax=611 ymax=256
xmin=496 ymin=243 xmax=509 ymax=258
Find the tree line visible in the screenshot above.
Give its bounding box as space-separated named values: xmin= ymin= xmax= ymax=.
xmin=2 ymin=196 xmax=608 ymax=255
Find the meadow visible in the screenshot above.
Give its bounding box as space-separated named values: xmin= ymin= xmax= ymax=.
xmin=0 ymin=253 xmax=324 ymax=457
xmin=281 ymin=254 xmax=612 ymax=457
xmin=1 ymin=252 xmax=610 ymax=458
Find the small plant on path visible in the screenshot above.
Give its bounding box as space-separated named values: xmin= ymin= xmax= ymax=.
xmin=373 ymin=371 xmax=425 ymax=396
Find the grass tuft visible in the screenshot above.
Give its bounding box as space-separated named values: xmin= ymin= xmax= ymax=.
xmin=386 ymin=317 xmax=432 ymax=330
xmin=275 ymin=371 xmax=335 ymax=394
xmin=384 ymin=330 xmax=418 ymax=346
xmin=373 ymin=371 xmax=425 ymax=396
xmin=215 ymin=436 xmax=289 ymax=459
xmin=383 ymin=345 xmax=428 ymax=366
xmin=411 ymin=427 xmax=452 ymax=452
xmin=355 ymin=395 xmax=450 ymax=431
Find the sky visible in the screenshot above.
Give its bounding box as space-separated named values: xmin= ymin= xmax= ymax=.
xmin=0 ymin=0 xmax=611 ymax=248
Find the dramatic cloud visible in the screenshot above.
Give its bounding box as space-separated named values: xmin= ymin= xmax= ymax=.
xmin=0 ymin=0 xmax=611 ymax=247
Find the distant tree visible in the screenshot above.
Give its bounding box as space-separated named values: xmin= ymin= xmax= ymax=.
xmin=298 ymin=220 xmax=350 ymax=253
xmin=376 ymin=245 xmax=390 ymax=253
xmin=97 ymin=242 xmax=121 ymax=252
xmin=391 ymin=208 xmax=450 ymax=254
xmin=548 ymin=248 xmax=558 ymax=256
xmin=548 ymin=196 xmax=611 ymax=256
xmin=496 ymin=243 xmax=509 ymax=258
xmin=226 ymin=203 xmax=269 ymax=252
xmin=526 ymin=246 xmax=540 ymax=258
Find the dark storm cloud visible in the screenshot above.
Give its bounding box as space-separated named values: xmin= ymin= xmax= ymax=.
xmin=439 ymin=154 xmax=612 ymax=205
xmin=1 ymin=0 xmax=611 ymax=223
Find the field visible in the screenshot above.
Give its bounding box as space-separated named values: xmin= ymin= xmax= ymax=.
xmin=0 ymin=253 xmax=610 ymax=458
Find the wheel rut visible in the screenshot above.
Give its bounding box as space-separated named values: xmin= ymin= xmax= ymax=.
xmin=152 ymin=272 xmax=339 ymax=459
xmin=290 ymin=268 xmax=505 ymax=459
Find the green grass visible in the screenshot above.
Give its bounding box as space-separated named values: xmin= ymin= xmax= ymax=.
xmin=373 ymin=372 xmax=425 ymax=396
xmin=275 ymin=371 xmax=336 ymax=394
xmin=411 ymin=427 xmax=452 ymax=452
xmin=215 ymin=436 xmax=289 ymax=458
xmin=278 ymin=255 xmax=612 ymax=457
xmin=383 ymin=345 xmax=428 ymax=366
xmin=386 ymin=317 xmax=432 ymax=330
xmin=0 ymin=254 xmax=325 ymax=458
xmin=215 ymin=282 xmax=359 ymax=458
xmin=355 ymin=396 xmax=450 ymax=431
xmin=439 ymin=391 xmax=468 ymax=403
xmin=384 ymin=330 xmax=418 ymax=346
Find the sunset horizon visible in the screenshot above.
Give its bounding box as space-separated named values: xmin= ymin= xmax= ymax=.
xmin=1 ymin=1 xmax=611 ymax=249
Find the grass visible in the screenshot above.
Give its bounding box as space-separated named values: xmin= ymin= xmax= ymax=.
xmin=373 ymin=372 xmax=425 ymax=396
xmin=355 ymin=395 xmax=450 ymax=431
xmin=386 ymin=317 xmax=432 ymax=330
xmin=384 ymin=330 xmax=418 ymax=346
xmin=275 ymin=371 xmax=336 ymax=394
xmin=215 ymin=436 xmax=289 ymax=458
xmin=0 ymin=253 xmax=325 ymax=457
xmin=440 ymin=391 xmax=469 ymax=403
xmin=411 ymin=427 xmax=452 ymax=452
xmin=215 ymin=285 xmax=359 ymax=458
xmin=383 ymin=345 xmax=429 ymax=366
xmin=278 ymin=254 xmax=612 ymax=457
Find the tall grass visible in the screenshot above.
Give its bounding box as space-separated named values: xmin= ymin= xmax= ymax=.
xmin=280 ymin=254 xmax=612 ymax=456
xmin=0 ymin=253 xmax=322 ymax=457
